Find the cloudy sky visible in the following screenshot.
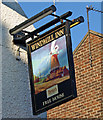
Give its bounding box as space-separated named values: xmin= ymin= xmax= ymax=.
xmin=31 ymin=35 xmax=69 ymax=77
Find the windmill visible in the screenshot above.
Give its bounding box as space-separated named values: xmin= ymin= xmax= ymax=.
xmin=50 ymin=40 xmax=60 ymax=72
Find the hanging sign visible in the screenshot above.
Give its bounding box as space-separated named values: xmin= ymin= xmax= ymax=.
xmin=27 ymin=22 xmax=77 ymax=115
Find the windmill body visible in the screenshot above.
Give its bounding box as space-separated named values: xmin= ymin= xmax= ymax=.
xmin=50 ymin=40 xmax=60 ymax=71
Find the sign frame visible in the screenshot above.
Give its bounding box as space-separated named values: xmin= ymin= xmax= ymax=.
xmin=27 ymin=21 xmax=77 ymax=115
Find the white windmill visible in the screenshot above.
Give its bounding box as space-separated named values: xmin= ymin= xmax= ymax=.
xmin=50 ymin=40 xmax=60 ymax=72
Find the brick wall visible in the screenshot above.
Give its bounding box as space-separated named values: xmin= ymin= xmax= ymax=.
xmin=47 ymin=30 xmax=103 ymax=119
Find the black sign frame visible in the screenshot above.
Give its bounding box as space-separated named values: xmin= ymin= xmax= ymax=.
xmin=27 ymin=21 xmax=77 ymax=115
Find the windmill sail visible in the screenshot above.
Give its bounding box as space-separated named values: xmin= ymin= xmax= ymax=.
xmin=50 ymin=40 xmax=60 ymax=71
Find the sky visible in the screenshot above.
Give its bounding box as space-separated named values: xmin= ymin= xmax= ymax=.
xmin=18 ymin=1 xmax=102 ymax=51
xmin=31 ymin=35 xmax=69 ymax=77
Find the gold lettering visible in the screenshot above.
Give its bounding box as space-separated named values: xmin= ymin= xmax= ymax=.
xmin=59 ymin=29 xmax=64 ymax=35
xmin=55 ymin=29 xmax=64 ymax=39
xmin=55 ymin=32 xmax=59 ymax=39
xmin=51 ymin=34 xmax=54 ymax=41
xmin=39 ymin=41 xmax=43 ymax=47
xmin=42 ymin=39 xmax=46 ymax=45
xmin=31 ymin=28 xmax=64 ymax=51
xmin=31 ymin=45 xmax=35 ymax=51
xmin=45 ymin=37 xmax=48 ymax=44
xmin=31 ymin=44 xmax=37 ymax=51
xmin=35 ymin=44 xmax=39 ymax=49
xmin=57 ymin=31 xmax=61 ymax=36
xmin=37 ymin=41 xmax=42 ymax=47
xmin=46 ymin=36 xmax=51 ymax=43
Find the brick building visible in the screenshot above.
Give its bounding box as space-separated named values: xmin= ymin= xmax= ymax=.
xmin=47 ymin=30 xmax=103 ymax=119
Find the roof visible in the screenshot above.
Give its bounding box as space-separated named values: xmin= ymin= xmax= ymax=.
xmin=73 ymin=30 xmax=103 ymax=55
xmin=2 ymin=0 xmax=27 ymax=18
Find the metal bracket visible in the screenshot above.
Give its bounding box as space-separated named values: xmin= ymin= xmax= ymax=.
xmin=9 ymin=5 xmax=84 ymax=47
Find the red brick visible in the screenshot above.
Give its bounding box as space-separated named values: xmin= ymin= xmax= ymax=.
xmin=47 ymin=31 xmax=102 ymax=119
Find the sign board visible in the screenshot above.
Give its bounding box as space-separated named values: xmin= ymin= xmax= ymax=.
xmin=27 ymin=22 xmax=77 ymax=115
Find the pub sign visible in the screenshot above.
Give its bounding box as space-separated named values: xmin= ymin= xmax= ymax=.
xmin=27 ymin=22 xmax=77 ymax=115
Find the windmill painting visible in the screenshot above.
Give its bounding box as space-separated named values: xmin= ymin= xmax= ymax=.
xmin=31 ymin=35 xmax=70 ymax=94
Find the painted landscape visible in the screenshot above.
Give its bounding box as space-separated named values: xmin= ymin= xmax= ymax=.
xmin=31 ymin=35 xmax=70 ymax=94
